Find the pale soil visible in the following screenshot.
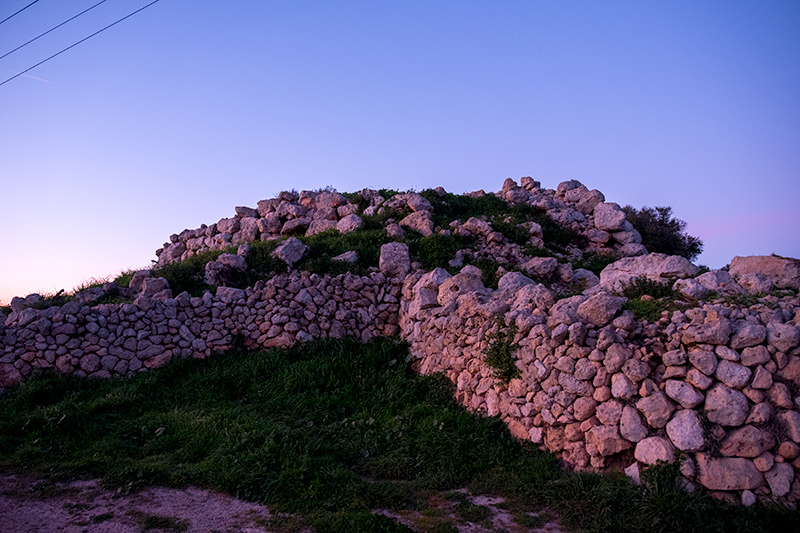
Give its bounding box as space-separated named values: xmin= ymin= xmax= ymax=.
xmin=0 ymin=470 xmax=567 ymax=533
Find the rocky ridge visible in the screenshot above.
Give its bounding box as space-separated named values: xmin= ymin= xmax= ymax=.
xmin=2 ymin=178 xmax=800 ymax=508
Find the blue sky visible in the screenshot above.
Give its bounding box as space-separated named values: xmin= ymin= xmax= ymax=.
xmin=1 ymin=0 xmax=799 ymax=305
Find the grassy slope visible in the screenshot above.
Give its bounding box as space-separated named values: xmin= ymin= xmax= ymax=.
xmin=0 ymin=338 xmax=796 ymax=532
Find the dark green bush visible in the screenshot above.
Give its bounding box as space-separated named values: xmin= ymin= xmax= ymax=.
xmin=623 ymin=206 xmax=703 ymax=261
xmin=483 ymin=318 xmax=520 ymax=381
xmin=622 ymin=277 xmax=675 ymax=300
xmin=408 ymin=233 xmax=474 ymax=271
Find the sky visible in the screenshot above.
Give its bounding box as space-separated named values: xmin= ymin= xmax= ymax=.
xmin=1 ymin=0 xmax=799 ymax=305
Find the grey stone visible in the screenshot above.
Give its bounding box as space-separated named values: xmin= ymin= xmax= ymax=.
xmin=704 ymin=384 xmax=749 ymax=426
xmin=666 ymin=410 xmax=705 ymax=451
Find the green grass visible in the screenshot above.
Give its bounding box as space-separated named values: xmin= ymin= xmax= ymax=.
xmin=0 ymin=339 xmax=795 ymax=532
xmin=152 ymin=249 xmax=228 ymax=297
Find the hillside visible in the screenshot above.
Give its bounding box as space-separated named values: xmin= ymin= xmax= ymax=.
xmin=1 ymin=177 xmax=800 ymax=526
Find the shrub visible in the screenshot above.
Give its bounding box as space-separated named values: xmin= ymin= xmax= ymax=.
xmin=408 ymin=233 xmax=474 ymax=271
xmin=622 ymin=206 xmax=703 ymax=261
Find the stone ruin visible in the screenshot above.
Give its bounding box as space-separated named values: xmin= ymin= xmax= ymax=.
xmin=2 ymin=177 xmax=800 ymax=508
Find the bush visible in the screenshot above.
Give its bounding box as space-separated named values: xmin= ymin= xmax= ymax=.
xmin=152 ymin=249 xmax=225 ymax=296
xmin=483 ymin=317 xmax=520 ymax=381
xmin=622 ymin=206 xmax=703 ymax=261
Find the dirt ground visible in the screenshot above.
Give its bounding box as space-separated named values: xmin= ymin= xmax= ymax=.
xmin=0 ymin=470 xmax=566 ymax=533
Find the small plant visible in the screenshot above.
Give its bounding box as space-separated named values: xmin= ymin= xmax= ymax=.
xmin=573 ymin=252 xmax=618 ymax=276
xmin=623 ymin=299 xmax=669 ymax=322
xmin=483 ymin=317 xmax=520 ymax=382
xmin=152 ymin=249 xmax=227 ymax=296
xmin=621 ymin=277 xmax=674 ymax=300
xmin=408 ymin=233 xmax=474 ymax=271
xmin=113 ymin=270 xmax=136 ymax=288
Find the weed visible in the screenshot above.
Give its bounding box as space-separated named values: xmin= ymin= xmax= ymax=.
xmin=483 ymin=317 xmax=520 ymax=382
xmin=623 ymin=299 xmax=670 ymax=323
xmin=407 ymin=233 xmax=474 ymax=271
xmin=455 ymin=500 xmax=491 ymax=523
xmin=113 ymin=270 xmax=136 ymax=288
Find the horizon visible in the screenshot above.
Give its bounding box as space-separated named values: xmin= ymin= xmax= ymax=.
xmin=2 ymin=1 xmax=799 ymax=305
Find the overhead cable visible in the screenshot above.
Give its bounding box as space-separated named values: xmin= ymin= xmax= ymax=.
xmin=0 ymin=0 xmax=111 ymax=61
xmin=0 ymin=0 xmax=42 ymax=26
xmin=0 ymin=0 xmax=162 ymax=88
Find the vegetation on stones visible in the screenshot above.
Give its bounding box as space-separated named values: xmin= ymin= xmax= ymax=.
xmin=483 ymin=317 xmax=520 ymax=382
xmin=621 ymin=277 xmax=678 ymax=322
xmin=152 ymin=249 xmax=227 ymax=297
xmin=623 ymin=205 xmax=703 ymax=262
xmin=0 ymin=337 xmax=793 ymax=532
xmin=573 ymin=252 xmax=618 ymax=276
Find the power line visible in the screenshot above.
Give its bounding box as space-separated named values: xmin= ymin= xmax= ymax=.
xmin=0 ymin=0 xmax=162 ymax=87
xmin=0 ymin=0 xmax=111 ymax=61
xmin=0 ymin=0 xmax=41 ymax=26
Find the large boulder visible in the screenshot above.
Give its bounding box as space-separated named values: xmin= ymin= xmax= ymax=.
xmin=599 ymin=253 xmax=700 ymax=293
xmin=729 ymin=255 xmax=800 ymax=290
xmin=576 ymin=292 xmax=627 ymax=327
xmin=271 ymin=237 xmax=309 ymax=268
xmin=379 ymin=242 xmax=410 ymax=279
xmin=696 ymin=454 xmax=764 ymax=491
xmin=593 ymin=202 xmax=628 ymax=232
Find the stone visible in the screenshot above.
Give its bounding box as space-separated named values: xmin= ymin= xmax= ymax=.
xmin=216 ymin=287 xmax=245 ymax=303
xmin=620 ymin=405 xmax=649 ymax=442
xmin=719 ymin=425 xmax=775 ymax=458
xmin=497 ymin=272 xmax=535 ymax=293
xmin=765 ymin=463 xmax=795 ymax=497
xmin=379 ymin=242 xmax=410 ymax=279
xmin=714 ymin=360 xmax=752 ymax=389
xmin=576 ymin=292 xmax=627 ymax=327
xmin=437 ymin=272 xmax=488 ymax=307
xmin=666 ymin=410 xmax=705 ymax=451
xmin=636 ymin=391 xmax=675 ymax=429
xmin=406 ymin=193 xmax=433 ymax=212
xmin=622 ymin=358 xmax=651 ymax=383
xmin=730 ymin=323 xmax=768 ymax=350
xmin=399 ymin=211 xmax=435 ymax=236
xmin=682 ymin=319 xmax=732 ymax=346
xmin=0 ymin=363 xmax=22 ymax=387
xmin=281 ymin=217 xmax=312 ymax=236
xmin=332 ymin=251 xmax=358 ymax=263
xmin=742 ymin=490 xmax=757 ymax=506
xmin=611 ymin=372 xmax=637 ymax=399
xmin=271 ymin=237 xmax=309 ymax=267
xmin=522 ymin=257 xmax=559 ymax=278
xmin=598 ymin=253 xmax=699 ymax=292
xmin=604 ymin=343 xmax=633 ymax=373
xmin=665 ymin=380 xmax=705 ymax=409
xmin=741 ymin=345 xmax=771 ymax=367
xmin=737 ymin=272 xmax=775 ymax=295
xmin=778 ymin=410 xmax=800 ymax=443
xmin=336 ymin=214 xmax=363 ymax=234
xmin=596 ymin=399 xmax=624 ymax=425
xmin=688 ymin=347 xmax=718 ymax=376
xmin=695 ymin=270 xmax=745 ymax=295
xmin=586 ymin=424 xmax=631 ymax=456
xmin=635 ymin=436 xmax=675 ymax=465
xmin=572 ymin=397 xmax=597 ymax=421
xmin=673 ymin=278 xmax=709 ymax=300
xmin=750 ymin=366 xmax=773 ymax=389
xmin=767 ymin=322 xmax=800 ymax=353
xmin=704 ymin=384 xmax=749 ymax=426
xmin=305 ymin=219 xmax=338 ymax=236
xmin=729 ymin=255 xmax=800 ymax=290
xmin=695 ymin=453 xmax=764 ymax=491
xmin=593 ymin=202 xmax=628 ymax=231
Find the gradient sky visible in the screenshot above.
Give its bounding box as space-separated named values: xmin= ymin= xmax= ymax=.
xmin=1 ymin=0 xmax=799 ymax=305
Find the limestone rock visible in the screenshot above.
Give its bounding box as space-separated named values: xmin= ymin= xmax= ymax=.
xmin=587 ymin=425 xmax=631 ymax=456
xmin=379 ymin=242 xmax=410 ymax=279
xmin=599 ymin=253 xmax=699 ymax=292
xmin=696 ymin=453 xmax=764 ymax=491
xmin=665 ymin=380 xmax=704 ymax=409
xmin=695 ymin=270 xmax=745 ymax=295
xmin=704 ymin=384 xmax=749 ymax=426
xmin=714 ymin=360 xmax=752 ymax=390
xmin=730 ymin=323 xmax=767 ymax=350
xmin=576 ymin=292 xmax=627 ymax=327
xmin=666 ymin=410 xmax=705 ymax=451
xmin=767 ymin=322 xmax=800 ymax=353
xmin=336 ymin=214 xmax=363 ymax=234
xmin=620 ymin=405 xmax=649 ymax=442
xmin=729 ymin=255 xmax=800 ymax=290
xmin=719 ymin=425 xmax=775 ymax=458
xmin=765 ymin=463 xmax=795 ymax=497
xmin=271 ymin=237 xmax=309 ymax=268
xmin=593 ymin=202 xmax=628 ymax=231
xmin=635 ymin=436 xmax=675 ymax=465
xmin=399 ymin=211 xmax=435 ymax=237
xmin=636 ymin=391 xmax=675 ymax=429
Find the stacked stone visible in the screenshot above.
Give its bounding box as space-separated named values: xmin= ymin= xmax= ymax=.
xmin=154 ymin=178 xmax=642 ymax=270
xmin=399 ymin=254 xmax=800 ymax=504
xmin=0 ymin=267 xmax=402 ymax=389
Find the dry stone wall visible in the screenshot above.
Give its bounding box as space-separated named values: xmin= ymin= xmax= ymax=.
xmin=3 ymin=175 xmax=800 ymax=507
xmin=399 ymin=257 xmax=800 ymax=505
xmin=0 ymin=269 xmax=400 ymax=385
